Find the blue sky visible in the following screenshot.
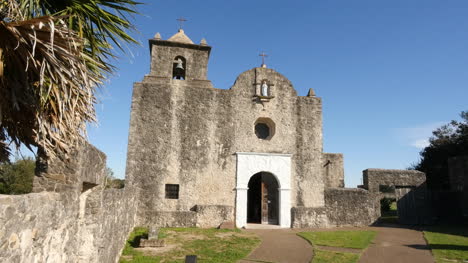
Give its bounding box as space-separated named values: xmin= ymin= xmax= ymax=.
xmin=87 ymin=0 xmax=468 ymax=187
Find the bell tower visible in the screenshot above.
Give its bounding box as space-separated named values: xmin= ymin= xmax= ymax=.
xmin=148 ymin=29 xmax=211 ymax=81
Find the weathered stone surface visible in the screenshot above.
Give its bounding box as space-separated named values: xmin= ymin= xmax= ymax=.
xmin=363 ymin=169 xmax=426 ymax=193
xmin=0 ymin=142 xmax=137 ymax=263
xmin=194 ymin=205 xmax=234 ymax=228
xmin=127 ymin=50 xmax=327 ymax=227
xmin=139 ymin=211 xmax=197 ymax=227
xmin=148 ymin=226 xmax=159 ymax=240
xmin=323 ymin=153 xmax=344 ymax=188
xmin=325 ymin=188 xmax=380 ymax=227
xmin=33 ymin=143 xmax=107 ymax=193
xmin=291 ymin=207 xmax=328 ymax=228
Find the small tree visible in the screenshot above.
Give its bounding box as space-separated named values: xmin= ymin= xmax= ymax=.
xmin=0 ymin=157 xmax=35 ymax=194
xmin=104 ymin=167 xmax=124 ymax=189
xmin=413 ymin=111 xmax=468 ymax=190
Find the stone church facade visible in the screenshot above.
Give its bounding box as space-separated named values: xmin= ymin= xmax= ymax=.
xmin=125 ymin=29 xmax=414 ymax=228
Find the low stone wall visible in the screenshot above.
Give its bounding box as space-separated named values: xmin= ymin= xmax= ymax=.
xmin=325 ymin=188 xmax=380 ymax=227
xmin=291 ymin=207 xmax=328 ymax=228
xmin=194 ymin=205 xmax=234 ymax=228
xmin=140 ymin=211 xmax=197 ymax=227
xmin=0 ymin=188 xmax=136 ymax=263
xmin=0 ymin=142 xmax=137 ymax=263
xmin=140 ymin=205 xmax=234 ymax=228
xmin=0 ymin=192 xmax=80 ymax=262
xmin=78 ymin=187 xmax=137 ymax=262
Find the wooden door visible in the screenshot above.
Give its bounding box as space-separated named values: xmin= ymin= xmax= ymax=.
xmin=261 ymin=182 xmax=269 ymax=224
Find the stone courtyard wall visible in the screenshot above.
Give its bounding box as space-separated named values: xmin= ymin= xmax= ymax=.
xmin=325 ymin=188 xmax=380 ymax=227
xmin=291 ymin=207 xmax=328 ymax=228
xmin=0 ymin=143 xmax=136 ymax=263
xmin=448 ymin=156 xmax=468 ymax=217
xmin=363 ymin=168 xmax=426 ymax=193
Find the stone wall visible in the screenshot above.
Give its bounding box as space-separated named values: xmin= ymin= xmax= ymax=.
xmin=194 ymin=205 xmax=234 ymax=228
xmin=448 ymin=156 xmax=468 ymax=216
xmin=291 ymin=188 xmax=380 ymax=228
xmin=0 ymin=192 xmax=80 ymax=262
xmin=33 ymin=143 xmax=106 ymax=192
xmin=139 ymin=211 xmax=197 ymax=228
xmin=448 ymin=156 xmax=468 ymax=192
xmin=0 ymin=143 xmax=136 ymax=263
xmin=323 ymin=153 xmax=344 ymax=188
xmin=363 ymin=169 xmax=426 ymax=193
xmin=291 ymin=207 xmax=328 ymax=228
xmin=325 ymin=188 xmax=380 ymax=227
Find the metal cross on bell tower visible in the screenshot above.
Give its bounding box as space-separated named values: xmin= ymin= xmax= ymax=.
xmin=259 ymin=52 xmax=268 ymax=68
xmin=177 ymin=17 xmax=187 ymax=30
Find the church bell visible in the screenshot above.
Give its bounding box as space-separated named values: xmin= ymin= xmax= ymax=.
xmin=175 ymin=59 xmax=184 ymax=70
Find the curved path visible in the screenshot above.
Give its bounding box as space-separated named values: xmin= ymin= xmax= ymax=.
xmin=240 ymin=228 xmax=313 ymax=263
xmin=238 ymin=225 xmax=434 ymax=263
xmin=359 ymin=226 xmax=434 ymax=263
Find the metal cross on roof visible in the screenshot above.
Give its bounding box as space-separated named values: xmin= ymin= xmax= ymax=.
xmin=177 ymin=17 xmax=187 ymax=29
xmin=259 ymin=52 xmax=268 ymax=67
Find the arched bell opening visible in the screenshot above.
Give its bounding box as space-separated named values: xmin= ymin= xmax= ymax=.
xmin=247 ymin=172 xmax=279 ymax=225
xmin=172 ymin=56 xmax=186 ymax=80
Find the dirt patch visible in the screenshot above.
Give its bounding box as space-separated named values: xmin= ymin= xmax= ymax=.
xmin=135 ymin=244 xmax=178 ymax=255
xmin=179 ymin=233 xmax=206 ymax=241
xmin=215 ymin=232 xmax=236 ymax=238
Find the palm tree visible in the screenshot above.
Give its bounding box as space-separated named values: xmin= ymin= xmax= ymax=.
xmin=0 ymin=0 xmax=139 ymax=162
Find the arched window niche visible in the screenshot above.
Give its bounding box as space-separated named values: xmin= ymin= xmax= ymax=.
xmin=173 ymin=56 xmax=186 ymax=80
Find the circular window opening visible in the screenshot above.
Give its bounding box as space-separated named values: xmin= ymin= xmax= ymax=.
xmin=254 ymin=118 xmax=275 ymax=140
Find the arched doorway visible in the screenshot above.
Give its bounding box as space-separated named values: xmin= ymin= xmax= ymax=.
xmin=247 ymin=172 xmax=279 ymax=225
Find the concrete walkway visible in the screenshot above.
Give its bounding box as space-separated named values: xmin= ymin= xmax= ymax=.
xmin=239 ymin=229 xmax=313 ymax=263
xmin=238 ymin=225 xmax=434 ymax=263
xmin=360 ymin=226 xmax=434 ymax=263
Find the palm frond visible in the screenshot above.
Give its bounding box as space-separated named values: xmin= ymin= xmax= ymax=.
xmin=0 ymin=15 xmax=106 ymax=159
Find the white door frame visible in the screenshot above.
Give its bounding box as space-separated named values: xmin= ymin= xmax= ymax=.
xmin=235 ymin=152 xmax=292 ymax=228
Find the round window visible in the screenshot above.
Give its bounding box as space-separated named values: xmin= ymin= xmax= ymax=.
xmin=254 ymin=118 xmax=275 ymax=140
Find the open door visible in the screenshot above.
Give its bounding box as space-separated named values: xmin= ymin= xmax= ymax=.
xmin=248 ymin=172 xmax=279 ymax=225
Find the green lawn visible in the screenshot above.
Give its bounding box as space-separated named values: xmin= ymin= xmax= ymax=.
xmin=311 ymin=250 xmax=359 ymax=263
xmin=424 ymin=226 xmax=468 ymax=263
xmin=120 ymin=227 xmax=260 ymax=263
xmin=379 ymin=200 xmax=398 ymax=224
xmin=298 ymin=230 xmax=376 ymax=263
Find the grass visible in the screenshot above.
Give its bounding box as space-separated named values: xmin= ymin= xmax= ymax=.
xmin=311 ymin=250 xmax=359 ymax=263
xmin=424 ymin=225 xmax=468 ymax=263
xmin=298 ymin=230 xmax=377 ymax=263
xmin=379 ymin=201 xmax=399 ymax=224
xmin=120 ymin=227 xmax=260 ymax=263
